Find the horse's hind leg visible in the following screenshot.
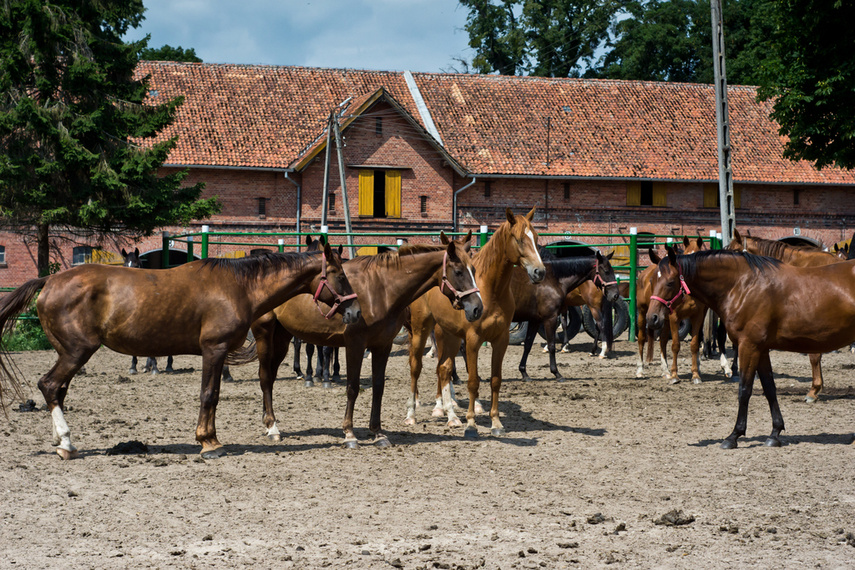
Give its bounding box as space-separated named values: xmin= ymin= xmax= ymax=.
xmin=518 ymin=319 xmax=539 ymax=382
xmin=756 ymin=351 xmax=784 ymax=447
xmin=404 ymin=311 xmax=433 ymax=426
xmin=38 ymin=348 xmax=98 ymax=460
xmin=195 ymin=344 xmax=229 ymax=458
xmin=543 ymin=315 xmax=564 ymax=380
xmin=146 ymin=357 xmax=159 ymax=375
xmin=721 ymin=343 xmax=761 ymax=449
xmin=804 ymin=353 xmax=824 ymax=403
xmin=689 ymin=313 xmax=704 ymax=384
xmin=129 ymin=356 xmax=139 ymax=375
xmin=304 ymin=343 xmax=316 ymax=387
xmin=435 ymin=327 xmax=464 ymax=427
xmin=292 ymin=338 xmax=304 ymax=380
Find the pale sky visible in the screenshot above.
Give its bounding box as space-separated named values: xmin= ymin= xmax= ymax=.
xmin=124 ymin=0 xmax=475 ymax=72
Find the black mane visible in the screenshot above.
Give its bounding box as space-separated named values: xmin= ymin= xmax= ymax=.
xmin=200 ymin=250 xmax=314 ymax=283
xmin=546 ymin=256 xmax=595 ymax=279
xmin=673 ymin=249 xmax=781 ymax=279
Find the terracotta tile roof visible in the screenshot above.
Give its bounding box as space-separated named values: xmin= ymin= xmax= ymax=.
xmin=136 ymin=61 xmax=855 ymax=185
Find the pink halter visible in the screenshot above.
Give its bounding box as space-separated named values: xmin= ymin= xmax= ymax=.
xmin=592 ymin=258 xmax=618 ymax=289
xmin=439 ymin=251 xmax=480 ymax=309
xmin=313 ymin=253 xmax=358 ymax=319
xmin=649 ymin=266 xmax=691 ymax=314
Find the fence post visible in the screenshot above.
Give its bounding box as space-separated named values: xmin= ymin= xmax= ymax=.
xmin=479 ymin=224 xmax=489 ymax=248
xmin=161 ymin=231 xmax=170 ymax=269
xmin=201 ymin=225 xmax=209 ymax=259
xmin=278 ymin=238 xmax=285 ymax=253
xmin=186 ymin=235 xmax=194 ymax=264
xmin=709 ymin=229 xmax=718 ymax=250
xmin=628 ymin=227 xmax=638 ymax=342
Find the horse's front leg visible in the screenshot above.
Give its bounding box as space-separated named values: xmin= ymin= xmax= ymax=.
xmin=543 ymin=315 xmax=563 ymax=380
xmin=804 ymin=353 xmax=824 ymax=403
xmin=321 ymin=345 xmax=334 ymax=388
xmin=435 ymin=327 xmax=463 ymax=427
xmin=721 ymin=342 xmax=760 ymax=449
xmin=332 ymin=348 xmax=342 ymax=384
xmin=292 ymin=338 xmax=304 ymax=381
xmin=404 ymin=316 xmax=432 ymax=426
xmin=367 ymin=341 xmax=393 ymax=447
xmin=196 ymin=343 xmax=229 ymax=459
xmin=662 ymin=316 xmax=678 ymax=382
xmin=756 ymin=350 xmax=785 ymax=447
xmin=304 ymin=343 xmax=316 ymax=387
xmin=129 ymin=356 xmax=139 ymax=375
xmin=636 ymin=308 xmax=648 ymax=378
xmin=462 ymin=332 xmax=483 ymax=439
xmin=518 ymin=319 xmax=539 ymax=382
xmin=253 ymin=314 xmax=288 ymax=441
xmin=486 ymin=332 xmax=509 ymax=437
xmin=342 ymin=341 xmax=367 ymax=448
xmin=689 ymin=314 xmax=704 ymax=384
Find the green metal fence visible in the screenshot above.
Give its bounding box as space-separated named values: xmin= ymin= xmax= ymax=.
xmin=161 ymin=227 xmax=723 ymax=342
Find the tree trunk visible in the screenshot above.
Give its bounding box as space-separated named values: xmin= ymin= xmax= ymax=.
xmin=37 ymin=223 xmax=50 ymax=277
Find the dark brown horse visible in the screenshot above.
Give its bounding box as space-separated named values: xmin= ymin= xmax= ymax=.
xmin=405 ymin=208 xmax=546 ymax=437
xmin=511 ymin=250 xmax=620 ymax=381
xmin=647 ymin=248 xmax=855 ymax=448
xmin=0 ymin=244 xmax=360 ymax=459
xmin=230 ymin=233 xmax=483 ymax=447
xmin=728 ymin=229 xmax=845 ymax=401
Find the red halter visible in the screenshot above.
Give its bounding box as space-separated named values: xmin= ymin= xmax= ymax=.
xmin=439 ymin=251 xmax=480 ymax=309
xmin=592 ymin=258 xmax=618 ymax=289
xmin=649 ymin=265 xmax=691 ymax=314
xmin=313 ymin=254 xmax=358 ymax=319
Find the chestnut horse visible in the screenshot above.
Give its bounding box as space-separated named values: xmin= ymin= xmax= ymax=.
xmin=0 ymin=244 xmax=360 ymax=459
xmin=229 ymin=233 xmax=483 ymax=447
xmin=405 ymin=208 xmax=546 ymax=437
xmin=512 ymin=250 xmax=620 ymax=381
xmin=563 ymin=281 xmax=616 ymax=357
xmin=647 ymin=248 xmax=855 ymax=448
xmin=728 ymin=229 xmax=845 ymax=401
xmin=635 ymin=237 xmax=721 ymax=383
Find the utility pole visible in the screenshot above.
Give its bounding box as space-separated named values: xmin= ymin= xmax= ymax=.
xmin=332 ymin=113 xmax=356 ymax=259
xmin=711 ymin=0 xmax=736 ymax=246
xmin=320 ymin=112 xmax=333 ymax=230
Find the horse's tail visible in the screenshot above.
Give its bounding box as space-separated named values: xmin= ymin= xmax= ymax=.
xmin=0 ymin=277 xmax=49 ymax=414
xmin=225 ymin=337 xmax=261 ymax=366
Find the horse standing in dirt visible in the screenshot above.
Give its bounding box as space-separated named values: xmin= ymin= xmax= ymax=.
xmin=635 ymin=237 xmax=720 ymax=383
xmin=512 ymin=250 xmax=620 ymax=382
xmin=405 ymin=208 xmax=546 ymax=437
xmin=728 ymin=229 xmax=849 ymax=401
xmin=228 ymin=233 xmax=483 ymax=447
xmin=0 ymin=244 xmax=360 ymax=459
xmin=563 ymin=281 xmax=616 ymax=357
xmin=647 ymin=248 xmax=855 ymax=448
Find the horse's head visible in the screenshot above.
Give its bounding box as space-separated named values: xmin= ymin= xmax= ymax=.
xmin=121 ymin=248 xmax=141 ymax=268
xmin=313 ymin=242 xmax=361 ymax=324
xmin=439 ymin=230 xmax=483 ymax=322
xmin=646 ymin=246 xmax=688 ymax=330
xmin=727 ymin=229 xmax=746 ymax=252
xmin=593 ymin=250 xmax=621 ymax=303
xmin=683 ymin=235 xmax=705 ymax=255
xmin=306 ymin=234 xmax=327 ymax=252
xmin=504 ymin=208 xmax=545 ymax=283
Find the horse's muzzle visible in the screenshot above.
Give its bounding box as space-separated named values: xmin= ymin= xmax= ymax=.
xmin=464 ymin=298 xmax=483 ymax=322
xmin=341 ymin=305 xmax=361 ymax=325
xmin=647 ymin=311 xmax=665 ymax=331
xmin=526 ymin=264 xmax=546 ymax=284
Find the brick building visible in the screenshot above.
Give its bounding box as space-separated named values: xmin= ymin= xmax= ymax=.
xmin=2 ymin=61 xmax=854 ymax=286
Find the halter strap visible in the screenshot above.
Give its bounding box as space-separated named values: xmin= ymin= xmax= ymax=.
xmin=439 ymin=251 xmax=480 ymax=309
xmin=313 ymin=254 xmax=358 ymax=319
xmin=649 ymin=266 xmax=691 ymax=314
xmin=592 ymin=258 xmax=618 ymax=289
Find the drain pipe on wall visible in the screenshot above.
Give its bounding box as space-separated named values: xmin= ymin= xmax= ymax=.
xmin=284 ymin=171 xmax=302 ymax=247
xmin=453 ymin=177 xmax=477 ymax=233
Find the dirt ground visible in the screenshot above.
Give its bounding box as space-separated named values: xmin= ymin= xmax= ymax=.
xmin=1 ymin=333 xmax=854 ymax=570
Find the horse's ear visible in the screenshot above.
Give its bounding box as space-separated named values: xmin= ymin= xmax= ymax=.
xmin=306 ymin=234 xmax=313 ymax=246
xmin=134 ymin=247 xmax=139 ymax=256
xmin=648 ymin=248 xmax=661 ymax=265
xmin=323 ymin=241 xmax=333 ymax=260
xmin=605 ymin=249 xmax=615 ymax=260
xmin=696 ymin=237 xmax=704 ymax=249
xmin=733 ymin=228 xmax=742 ymax=242
xmin=524 ymin=207 xmax=536 ymax=221
xmin=506 ymin=208 xmax=516 ymax=225
xmin=440 ymin=231 xmax=450 ymax=245
xmin=121 ymin=248 xmax=128 ymax=257
xmin=445 ymin=238 xmax=460 ymax=261
xmin=338 ymin=244 xmax=343 ymax=256
xmin=462 ymin=230 xmax=472 ymax=243
xmin=666 ymin=245 xmax=678 ymax=266
xmin=462 ymin=230 xmax=473 ymax=253
xmin=319 ymin=234 xmax=327 ymax=246
xmin=683 ymin=236 xmax=690 ymax=247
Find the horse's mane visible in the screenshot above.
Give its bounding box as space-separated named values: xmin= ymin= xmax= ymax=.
xmin=348 ymin=243 xmax=447 ymax=270
xmin=474 ymin=217 xmax=524 ymax=271
xmin=743 ymin=236 xmax=822 ymax=259
xmin=200 ymin=250 xmax=313 ymax=283
xmin=675 ymin=249 xmax=781 ymax=279
xmin=546 ymin=256 xmax=595 ymax=279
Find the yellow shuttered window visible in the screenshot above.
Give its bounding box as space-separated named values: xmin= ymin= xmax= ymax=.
xmin=385 ymin=170 xmax=401 ymax=218
xmin=733 ymin=184 xmax=742 ymax=209
xmin=358 ymin=170 xmax=374 ymax=216
xmin=703 ymin=184 xmax=718 ymax=208
xmin=626 ymin=181 xmax=641 ymax=206
xmin=652 ymin=182 xmax=667 ymax=207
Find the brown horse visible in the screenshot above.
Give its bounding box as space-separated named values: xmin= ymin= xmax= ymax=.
xmin=511 ymin=250 xmax=620 ymax=381
xmin=728 ymin=229 xmax=844 ymax=402
xmin=635 ymin=237 xmax=719 ymax=383
xmin=229 ymin=233 xmax=483 ymax=448
xmin=647 ymin=248 xmax=855 ymax=448
xmin=563 ymin=281 xmax=615 ymax=357
xmin=405 ymin=208 xmax=546 ymax=437
xmin=0 ymin=244 xmax=360 ymax=459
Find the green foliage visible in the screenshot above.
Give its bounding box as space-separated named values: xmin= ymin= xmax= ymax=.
xmin=2 ymin=306 xmax=52 ymax=352
xmin=461 ymin=0 xmax=620 ymax=77
xmin=0 ymin=0 xmax=220 ymax=275
xmin=140 ymin=44 xmax=202 ymax=62
xmin=757 ymin=0 xmax=855 ymax=170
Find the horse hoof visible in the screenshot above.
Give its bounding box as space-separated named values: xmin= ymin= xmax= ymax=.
xmin=693 ymin=377 xmax=702 ymax=385
xmin=669 ymin=378 xmax=680 ymax=385
xmin=474 ymin=404 xmax=484 ymax=415
xmin=448 ymin=417 xmax=463 ymax=428
xmin=463 ymin=427 xmax=478 ymax=440
xmin=322 ymin=382 xmax=332 ymax=389
xmin=720 ymin=439 xmax=737 ymax=450
xmin=343 ymin=439 xmax=359 ymax=449
xmin=765 ymin=437 xmax=782 ymax=447
xmin=403 ymin=417 xmax=416 ymax=426
xmin=374 ymin=437 xmax=392 ymax=448
xmin=804 ymin=395 xmax=817 ymax=404
xmin=201 ymin=448 xmax=225 ymax=459
xmin=56 ymin=448 xmax=78 ymax=460
xmin=266 ymin=433 xmax=282 ymax=442
xmin=304 ymin=380 xmax=314 ymax=388
xmin=554 ymin=375 xmax=565 ymax=382
xmin=128 ymin=370 xmax=137 ymax=375
xmin=491 ymin=428 xmax=505 ymax=437
xmin=431 ymin=407 xmax=444 ymax=418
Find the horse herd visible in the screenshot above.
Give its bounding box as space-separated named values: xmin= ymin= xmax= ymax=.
xmin=1 ymin=208 xmax=854 ymax=460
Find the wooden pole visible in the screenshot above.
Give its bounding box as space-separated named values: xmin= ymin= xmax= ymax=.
xmin=332 ymin=114 xmax=356 ymax=259
xmin=711 ymin=0 xmax=736 ymax=246
xmin=320 ymin=112 xmax=333 ymax=229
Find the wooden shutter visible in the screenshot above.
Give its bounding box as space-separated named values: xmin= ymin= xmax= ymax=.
xmin=385 ymin=170 xmax=401 ymax=218
xmin=626 ymin=181 xmax=641 ymax=206
xmin=733 ymin=184 xmax=742 ymax=209
xmin=652 ymin=182 xmax=667 ymax=207
xmin=358 ymin=170 xmax=374 ymax=216
xmin=703 ymin=184 xmax=718 ymax=208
